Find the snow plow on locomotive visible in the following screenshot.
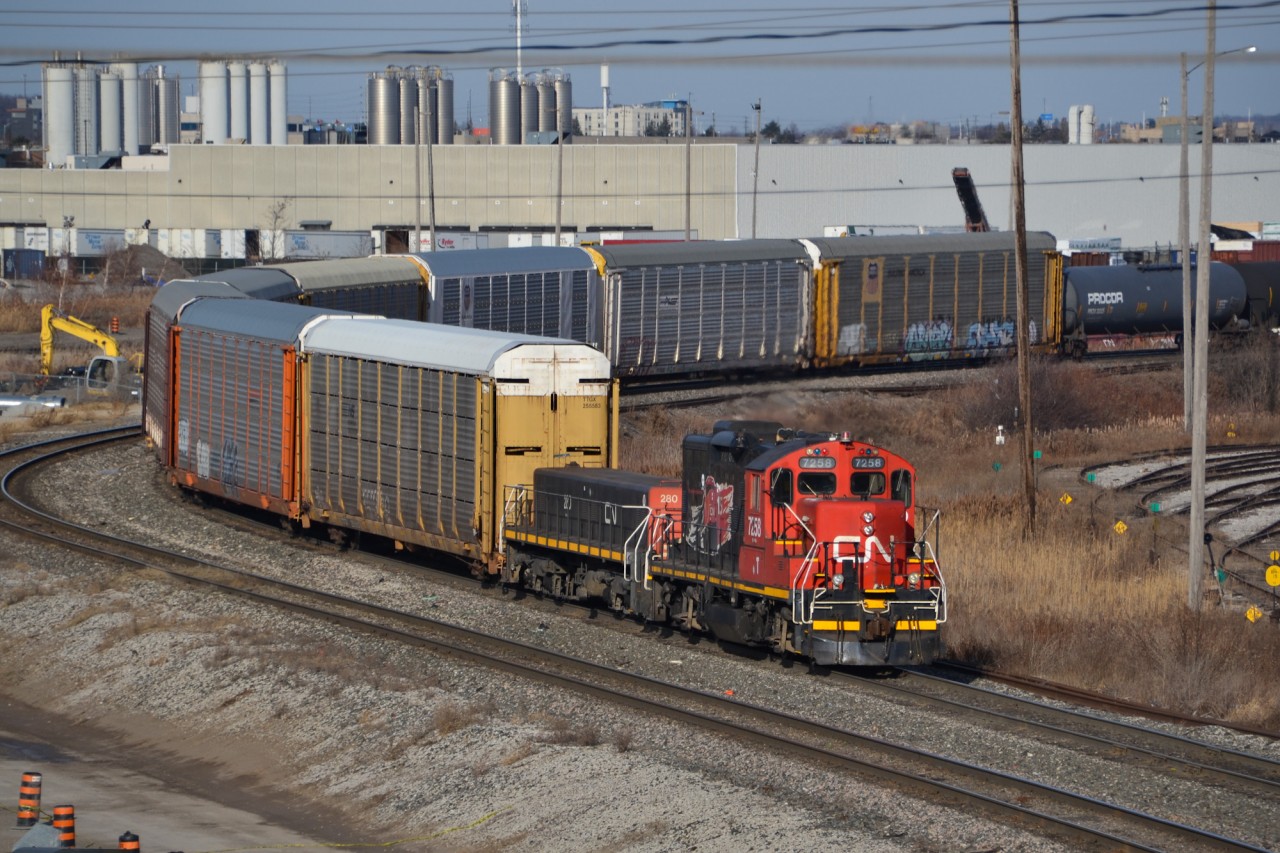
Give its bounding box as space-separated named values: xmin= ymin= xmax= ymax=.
xmin=504 ymin=420 xmax=946 ymax=666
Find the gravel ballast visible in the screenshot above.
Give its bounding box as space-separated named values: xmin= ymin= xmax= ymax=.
xmin=3 ymin=424 xmax=1276 ymax=851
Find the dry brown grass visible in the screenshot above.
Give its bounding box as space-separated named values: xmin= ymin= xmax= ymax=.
xmin=627 ymin=344 xmax=1280 ymax=728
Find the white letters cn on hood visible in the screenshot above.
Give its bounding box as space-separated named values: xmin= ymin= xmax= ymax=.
xmin=1087 ymin=291 xmax=1123 ymax=306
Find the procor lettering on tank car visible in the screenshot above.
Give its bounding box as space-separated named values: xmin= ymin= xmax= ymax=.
xmin=504 ymin=421 xmax=946 ymax=666
xmin=1060 ymin=262 xmax=1249 ymax=357
xmin=144 ymin=279 xmax=619 ymax=572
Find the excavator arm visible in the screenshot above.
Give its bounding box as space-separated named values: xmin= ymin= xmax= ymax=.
xmin=39 ymin=304 xmax=121 ymax=376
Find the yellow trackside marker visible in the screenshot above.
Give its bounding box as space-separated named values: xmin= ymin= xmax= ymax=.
xmin=1246 ymin=606 xmax=1264 ymax=623
xmin=1114 ymin=520 xmax=1128 ymax=535
xmin=1270 ymin=550 xmax=1280 ymax=564
xmin=1059 ymin=493 xmax=1073 ymax=506
xmin=1228 ymin=422 xmax=1237 ymax=439
xmin=1266 ymin=565 xmax=1280 ymax=587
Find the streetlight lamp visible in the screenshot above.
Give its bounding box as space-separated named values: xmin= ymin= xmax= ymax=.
xmin=1179 ymin=43 xmax=1254 ymax=431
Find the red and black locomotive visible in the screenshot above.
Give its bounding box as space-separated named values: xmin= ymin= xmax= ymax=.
xmin=503 ymin=420 xmax=946 ymax=666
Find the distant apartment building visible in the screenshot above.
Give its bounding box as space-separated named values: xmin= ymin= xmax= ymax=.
xmin=573 ymin=99 xmax=691 ymax=137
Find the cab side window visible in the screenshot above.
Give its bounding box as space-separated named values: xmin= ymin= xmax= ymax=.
xmin=891 ymin=469 xmax=913 ymax=506
xmin=769 ymin=469 xmax=793 ymax=506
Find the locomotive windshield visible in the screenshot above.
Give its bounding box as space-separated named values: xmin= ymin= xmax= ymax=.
xmin=798 ymin=472 xmax=837 ymax=496
xmin=891 ymin=469 xmax=913 ymax=505
xmin=851 ymin=472 xmax=885 ymax=497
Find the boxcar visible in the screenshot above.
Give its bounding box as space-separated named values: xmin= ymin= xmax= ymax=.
xmin=583 ymin=240 xmax=813 ymax=378
xmin=802 ymin=231 xmax=1058 ymax=366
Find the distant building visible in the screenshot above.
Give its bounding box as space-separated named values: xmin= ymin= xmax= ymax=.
xmin=573 ymin=99 xmax=691 ymax=137
xmin=1119 ymin=115 xmax=1253 ymax=144
xmin=3 ymin=97 xmax=42 ymax=146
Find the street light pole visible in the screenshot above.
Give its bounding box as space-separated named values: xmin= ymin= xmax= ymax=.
xmin=1180 ymin=43 xmax=1253 ymax=433
xmin=1179 ymin=52 xmax=1192 ymax=431
xmin=751 ymin=99 xmax=762 ymax=239
xmin=1189 ymin=1 xmax=1217 ymax=611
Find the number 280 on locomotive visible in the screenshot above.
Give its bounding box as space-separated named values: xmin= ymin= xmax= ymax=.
xmin=503 ymin=420 xmax=947 ymax=666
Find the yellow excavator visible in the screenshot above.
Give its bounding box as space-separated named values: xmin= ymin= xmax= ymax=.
xmin=39 ymin=304 xmax=138 ymax=397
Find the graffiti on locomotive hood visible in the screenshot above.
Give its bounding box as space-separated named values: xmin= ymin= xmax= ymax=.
xmin=690 ymin=474 xmax=735 ymax=554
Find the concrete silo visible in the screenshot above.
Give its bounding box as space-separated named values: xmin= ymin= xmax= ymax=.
xmin=228 ymin=62 xmax=248 ymax=142
xmin=248 ymin=63 xmax=269 ymax=144
xmin=99 ymin=70 xmax=122 ymax=153
xmin=199 ymin=60 xmax=229 ymax=144
xmin=43 ymin=64 xmax=75 ymax=165
xmin=269 ymin=62 xmax=287 ymax=145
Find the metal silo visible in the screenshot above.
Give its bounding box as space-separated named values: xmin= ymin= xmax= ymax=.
xmin=269 ymin=61 xmax=287 ymax=145
xmin=399 ymin=70 xmax=418 ymax=144
xmin=520 ymin=75 xmax=538 ymax=141
xmin=152 ymin=66 xmax=180 ymax=145
xmin=228 ymin=61 xmax=248 ymax=141
xmin=435 ymin=72 xmax=454 ymax=144
xmin=99 ymin=70 xmax=122 ymax=152
xmin=367 ymin=72 xmax=399 ymax=145
xmin=554 ymin=73 xmax=572 ymax=142
xmin=537 ymin=73 xmax=556 ymax=134
xmin=199 ymin=60 xmax=228 ymax=144
xmin=111 ymin=62 xmax=140 ymax=155
xmin=42 ymin=64 xmax=75 ymax=165
xmin=248 ymin=62 xmax=269 ymax=144
xmin=137 ymin=68 xmax=156 ymax=148
xmin=489 ymin=69 xmax=521 ymax=145
xmin=74 ymin=65 xmax=99 ymax=154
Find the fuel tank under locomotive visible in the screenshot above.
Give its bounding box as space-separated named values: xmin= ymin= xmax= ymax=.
xmin=1061 ymin=263 xmax=1247 ymax=336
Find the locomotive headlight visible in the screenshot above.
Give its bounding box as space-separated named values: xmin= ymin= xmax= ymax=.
xmin=862 ymin=511 xmax=875 ymax=523
xmin=863 ymin=524 xmax=875 ymax=536
xmin=832 ymin=573 xmax=844 ymax=590
xmin=907 ymin=572 xmax=921 ymax=589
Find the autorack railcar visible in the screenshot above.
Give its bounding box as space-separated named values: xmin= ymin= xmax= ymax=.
xmin=145 ymin=290 xmax=619 ymax=571
xmin=581 ymin=240 xmax=815 ymax=378
xmin=801 ymin=231 xmax=1059 ymax=366
xmin=505 ymin=420 xmax=946 ymax=666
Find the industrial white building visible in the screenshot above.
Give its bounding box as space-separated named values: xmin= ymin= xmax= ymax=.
xmin=1 ymin=141 xmax=1276 ymax=256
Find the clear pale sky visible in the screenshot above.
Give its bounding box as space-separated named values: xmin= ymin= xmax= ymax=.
xmin=0 ymin=1 xmax=1276 ymax=133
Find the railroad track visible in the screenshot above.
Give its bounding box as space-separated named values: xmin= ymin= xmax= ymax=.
xmin=1084 ymin=445 xmax=1280 ymax=609
xmin=6 ymin=429 xmax=1277 ymax=851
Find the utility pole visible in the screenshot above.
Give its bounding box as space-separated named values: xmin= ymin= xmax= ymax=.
xmin=684 ymin=100 xmax=692 ymax=241
xmin=1190 ymin=1 xmax=1217 ymax=609
xmin=1179 ymin=51 xmax=1192 ymax=431
xmin=751 ymin=99 xmax=762 ymax=239
xmin=425 ymin=83 xmax=437 ymax=253
xmin=1010 ymin=0 xmax=1036 ymax=533
xmin=555 ymin=101 xmax=564 ymax=242
xmin=414 ymin=107 xmax=421 ymax=253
